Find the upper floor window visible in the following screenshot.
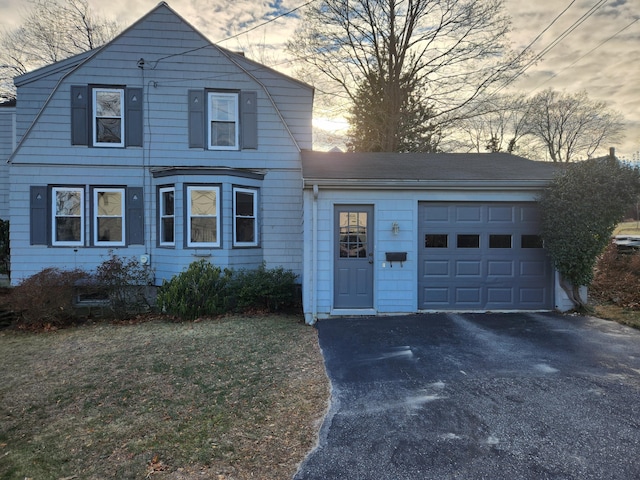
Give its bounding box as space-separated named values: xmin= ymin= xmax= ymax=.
xmin=71 ymin=85 xmax=142 ymax=148
xmin=208 ymin=92 xmax=239 ymax=150
xmin=159 ymin=186 xmax=175 ymax=246
xmin=94 ymin=187 xmax=125 ymax=246
xmin=188 ymin=90 xmax=257 ymax=150
xmin=52 ymin=187 xmax=84 ymax=246
xmin=93 ymin=88 xmax=124 ymax=147
xmin=187 ymin=186 xmax=220 ymax=247
xmin=233 ymin=187 xmax=258 ymax=247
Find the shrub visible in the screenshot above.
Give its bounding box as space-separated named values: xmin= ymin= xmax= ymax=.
xmin=94 ymin=253 xmax=155 ymax=319
xmin=157 ymin=261 xmax=300 ymax=320
xmin=10 ymin=268 xmax=90 ymax=328
xmin=231 ymin=264 xmax=299 ymax=312
xmin=591 ymin=243 xmax=640 ymax=310
xmin=156 ymin=260 xmax=233 ymax=320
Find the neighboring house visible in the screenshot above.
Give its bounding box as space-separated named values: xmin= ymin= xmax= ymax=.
xmin=7 ymin=3 xmax=312 ymax=287
xmin=3 ymin=2 xmax=575 ymax=323
xmin=0 ymin=99 xmax=15 ymax=220
xmin=301 ymin=152 xmax=575 ymax=324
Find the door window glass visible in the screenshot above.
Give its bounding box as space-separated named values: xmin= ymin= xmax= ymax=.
xmin=339 ymin=211 xmax=368 ymax=258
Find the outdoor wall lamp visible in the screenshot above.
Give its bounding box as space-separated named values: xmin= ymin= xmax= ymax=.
xmin=392 ymin=221 xmax=400 ymax=235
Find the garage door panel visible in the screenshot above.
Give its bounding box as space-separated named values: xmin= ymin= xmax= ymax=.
xmin=520 ymin=260 xmax=546 ymax=277
xmin=488 ymin=260 xmax=514 ymax=276
xmin=456 ymin=260 xmax=481 ymax=276
xmin=423 ymin=288 xmax=449 ymax=303
xmin=424 ymin=260 xmax=449 ymax=276
xmin=487 ymin=288 xmax=513 ymax=303
xmin=488 ymin=206 xmax=514 ymax=222
xmin=520 ymin=288 xmax=546 ymax=304
xmin=456 ymin=288 xmax=481 ymax=304
xmin=456 ymin=206 xmax=482 ymax=222
xmin=424 ymin=205 xmax=449 ymax=222
xmin=418 ymin=202 xmax=553 ymax=310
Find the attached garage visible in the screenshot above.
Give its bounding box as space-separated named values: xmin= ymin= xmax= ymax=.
xmin=301 ymin=151 xmax=567 ymax=324
xmin=418 ymin=202 xmax=554 ymax=310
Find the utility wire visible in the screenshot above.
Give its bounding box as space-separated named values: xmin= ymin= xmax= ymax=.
xmin=493 ymin=0 xmax=608 ymax=94
xmin=527 ymin=16 xmax=640 ymax=93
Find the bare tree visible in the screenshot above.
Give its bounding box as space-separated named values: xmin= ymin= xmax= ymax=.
xmin=526 ymin=89 xmax=625 ymax=162
xmin=451 ymin=94 xmax=540 ymax=157
xmin=0 ymin=0 xmax=119 ymax=101
xmin=288 ymin=0 xmax=526 ymax=152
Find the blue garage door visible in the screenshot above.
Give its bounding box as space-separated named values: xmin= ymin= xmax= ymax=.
xmin=418 ymin=202 xmax=554 ymax=310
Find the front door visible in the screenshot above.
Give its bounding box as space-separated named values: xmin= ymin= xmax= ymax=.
xmin=334 ymin=205 xmax=374 ymax=309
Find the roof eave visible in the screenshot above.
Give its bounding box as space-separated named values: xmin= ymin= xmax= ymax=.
xmin=303 ymin=179 xmax=552 ymax=190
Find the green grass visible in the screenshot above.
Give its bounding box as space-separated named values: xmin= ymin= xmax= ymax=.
xmin=0 ymin=315 xmax=329 ymax=479
xmin=614 ymin=221 xmax=640 ymax=236
xmin=593 ymin=304 xmax=640 ymax=330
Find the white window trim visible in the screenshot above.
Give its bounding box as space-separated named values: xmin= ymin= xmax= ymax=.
xmin=92 ymin=87 xmax=125 ymax=147
xmin=187 ymin=186 xmax=220 ymax=248
xmin=93 ymin=187 xmax=126 ymax=246
xmin=52 ymin=187 xmax=84 ymax=246
xmin=159 ymin=186 xmax=175 ymax=247
xmin=207 ymin=92 xmax=239 ymax=150
xmin=233 ymin=187 xmax=258 ymax=247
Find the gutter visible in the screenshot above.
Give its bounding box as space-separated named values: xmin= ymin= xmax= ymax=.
xmin=311 ymin=184 xmax=319 ymax=324
xmin=302 ymin=179 xmax=553 ymax=190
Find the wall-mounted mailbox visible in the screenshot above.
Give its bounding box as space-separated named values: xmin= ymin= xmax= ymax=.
xmin=385 ymin=251 xmax=407 ymax=267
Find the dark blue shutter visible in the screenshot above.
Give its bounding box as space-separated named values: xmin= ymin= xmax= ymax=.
xmin=127 ymin=187 xmax=144 ymax=245
xmin=71 ymin=86 xmax=88 ymax=145
xmin=126 ymin=87 xmax=143 ymax=147
xmin=30 ymin=186 xmax=48 ymax=245
xmin=188 ymin=90 xmax=205 ymax=148
xmin=241 ymin=91 xmax=257 ymax=149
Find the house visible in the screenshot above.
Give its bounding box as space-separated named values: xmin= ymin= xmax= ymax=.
xmin=7 ymin=2 xmax=312 ymax=289
xmin=301 ymin=151 xmax=575 ymax=324
xmin=4 ymin=2 xmax=574 ymax=323
xmin=0 ymin=99 xmax=15 ymax=220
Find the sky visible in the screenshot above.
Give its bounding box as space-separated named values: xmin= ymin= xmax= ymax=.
xmin=0 ymin=0 xmax=638 ymax=159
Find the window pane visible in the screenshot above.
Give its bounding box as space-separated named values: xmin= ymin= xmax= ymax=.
xmin=162 ymin=190 xmax=174 ymax=216
xmin=490 ymin=234 xmax=512 ymax=248
xmin=56 ymin=217 xmax=81 ymax=242
xmin=339 ymin=211 xmax=368 ymax=258
xmin=522 ymin=235 xmax=544 ymax=248
xmin=210 ymin=122 xmax=236 ymax=146
xmin=236 ymin=191 xmax=254 ymax=217
xmin=95 ymin=91 xmax=122 ymax=116
xmin=236 ymin=218 xmax=255 ymax=243
xmin=97 ymin=217 xmax=122 ymax=242
xmin=191 ymin=217 xmax=217 ymax=243
xmin=425 ymin=234 xmax=448 ymax=248
xmin=97 ymin=191 xmax=123 ymax=216
xmin=190 ymin=190 xmax=217 ymax=215
xmin=457 ymin=234 xmax=479 ymax=248
xmin=55 ymin=191 xmax=81 ymax=216
xmin=96 ymin=118 xmax=122 ymax=143
xmin=210 ymin=96 xmax=236 ymax=121
xmin=161 ymin=218 xmax=174 ymax=243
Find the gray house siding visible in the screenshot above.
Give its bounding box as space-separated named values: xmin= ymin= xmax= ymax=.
xmin=8 ymin=3 xmax=311 ymax=285
xmin=0 ymin=105 xmax=14 ymax=219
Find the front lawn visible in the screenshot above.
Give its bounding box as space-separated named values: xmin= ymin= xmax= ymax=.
xmin=0 ymin=315 xmax=329 ymax=479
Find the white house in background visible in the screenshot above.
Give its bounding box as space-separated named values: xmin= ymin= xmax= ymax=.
xmin=3 ymin=2 xmax=575 ymax=323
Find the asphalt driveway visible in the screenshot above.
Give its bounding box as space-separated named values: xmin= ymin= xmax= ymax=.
xmin=294 ymin=313 xmax=640 ymax=479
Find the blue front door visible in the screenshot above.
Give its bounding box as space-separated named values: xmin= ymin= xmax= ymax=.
xmin=334 ymin=205 xmax=374 ymax=309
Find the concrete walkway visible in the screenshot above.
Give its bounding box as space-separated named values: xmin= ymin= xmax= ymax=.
xmin=294 ymin=313 xmax=640 ymax=479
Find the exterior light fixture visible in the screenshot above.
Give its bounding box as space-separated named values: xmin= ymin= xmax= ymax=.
xmin=392 ymin=221 xmax=400 ymax=235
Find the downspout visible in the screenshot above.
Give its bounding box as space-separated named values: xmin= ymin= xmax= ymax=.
xmin=312 ymin=184 xmax=319 ymax=324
